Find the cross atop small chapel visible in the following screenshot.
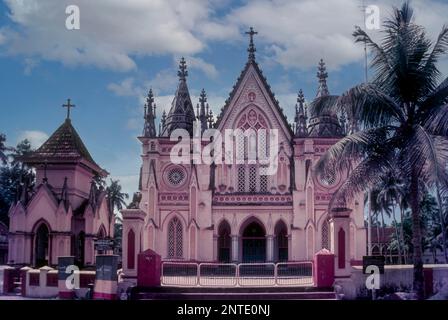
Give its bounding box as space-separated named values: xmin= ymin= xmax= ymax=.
xmin=245 ymin=27 xmax=258 ymax=61
xmin=62 ymin=98 xmax=75 ymax=120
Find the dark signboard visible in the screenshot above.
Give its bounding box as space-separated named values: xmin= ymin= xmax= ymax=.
xmin=58 ymin=256 xmax=75 ymax=280
xmin=94 ymin=239 xmax=114 ymax=251
xmin=363 ymin=255 xmax=385 ymax=274
xmin=96 ymin=255 xmax=118 ymax=281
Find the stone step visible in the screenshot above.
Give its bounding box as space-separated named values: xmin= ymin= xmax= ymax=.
xmin=131 ymin=286 xmax=335 ymax=300
xmin=134 ymin=291 xmax=336 ymax=300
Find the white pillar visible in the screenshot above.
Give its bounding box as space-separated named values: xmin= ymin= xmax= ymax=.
xmin=266 ymin=235 xmax=274 ymax=262
xmin=329 ymin=208 xmax=351 ymax=278
xmin=231 ymin=235 xmax=239 ymax=262
xmin=213 ymin=235 xmax=218 ymax=261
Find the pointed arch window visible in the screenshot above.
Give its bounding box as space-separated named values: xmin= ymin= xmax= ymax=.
xmin=321 ymin=218 xmax=330 ymax=250
xmin=168 ymin=217 xmax=183 ymax=259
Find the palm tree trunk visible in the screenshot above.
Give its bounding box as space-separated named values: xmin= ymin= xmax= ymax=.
xmin=392 ymin=203 xmax=403 ymax=264
xmin=410 ymin=172 xmax=424 ymax=300
xmin=435 ymin=183 xmax=448 ymax=264
xmin=400 ymin=206 xmax=407 ymax=264
xmin=380 ymin=211 xmax=386 ymax=255
xmin=375 ymin=214 xmax=381 ymax=253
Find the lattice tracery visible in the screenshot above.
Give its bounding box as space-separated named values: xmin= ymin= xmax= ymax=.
xmin=321 ymin=219 xmax=330 ymax=250
xmin=168 ymin=217 xmax=183 ymax=259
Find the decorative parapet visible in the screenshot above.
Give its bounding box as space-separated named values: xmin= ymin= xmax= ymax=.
xmin=212 ymin=194 xmax=293 ymax=206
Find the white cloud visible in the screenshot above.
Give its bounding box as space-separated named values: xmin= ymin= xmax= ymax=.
xmin=183 ymin=56 xmax=219 ymax=79
xmin=1 ymin=0 xmax=212 ymax=71
xmin=1 ymin=0 xmax=447 ymax=72
xmin=17 ymin=130 xmax=49 ymax=148
xmin=107 ymin=78 xmax=140 ymax=97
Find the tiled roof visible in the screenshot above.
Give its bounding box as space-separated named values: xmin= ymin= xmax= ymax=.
xmin=24 ymin=119 xmax=97 ymax=166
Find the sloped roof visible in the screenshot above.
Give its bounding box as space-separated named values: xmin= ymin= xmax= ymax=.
xmin=23 ymin=119 xmax=100 ymax=169
xmin=215 ymin=60 xmax=293 ymax=136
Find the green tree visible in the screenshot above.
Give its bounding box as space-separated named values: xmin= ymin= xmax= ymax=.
xmin=0 ymin=139 xmax=35 ymax=225
xmin=313 ymin=2 xmax=448 ymax=299
xmin=0 ymin=134 xmax=14 ymax=164
xmin=106 ymin=179 xmax=128 ymax=235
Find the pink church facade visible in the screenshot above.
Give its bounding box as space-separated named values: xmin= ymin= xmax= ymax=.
xmin=8 ymin=117 xmax=114 ymax=267
xmin=121 ymin=35 xmax=366 ymax=282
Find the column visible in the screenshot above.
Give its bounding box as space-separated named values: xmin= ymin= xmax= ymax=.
xmin=231 ymin=235 xmax=239 ymax=262
xmin=213 ymin=235 xmax=218 ymax=261
xmin=266 ymin=235 xmax=274 ymax=262
xmin=329 ymin=208 xmax=351 ymax=278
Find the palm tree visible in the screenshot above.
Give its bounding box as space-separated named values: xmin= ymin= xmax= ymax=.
xmin=312 ymin=2 xmax=448 ymax=299
xmin=106 ymin=179 xmax=129 ymax=236
xmin=377 ymin=172 xmax=405 ymax=263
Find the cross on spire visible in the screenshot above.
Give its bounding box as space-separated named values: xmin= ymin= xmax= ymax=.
xmin=245 ymin=27 xmax=258 ymax=61
xmin=178 ymin=57 xmax=188 ymax=80
xmin=62 ymin=98 xmax=75 ymax=120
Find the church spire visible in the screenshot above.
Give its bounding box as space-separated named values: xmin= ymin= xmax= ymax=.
xmin=295 ymin=89 xmax=308 ymax=137
xmin=161 ymin=57 xmax=196 ymax=136
xmin=308 ymin=59 xmax=343 ymax=138
xmin=245 ymin=27 xmax=258 ymax=62
xmin=143 ymin=88 xmax=157 ymax=138
xmin=316 ymin=59 xmax=330 ymax=98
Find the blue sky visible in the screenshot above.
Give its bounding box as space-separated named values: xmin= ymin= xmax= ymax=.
xmin=0 ymin=0 xmax=447 ymax=197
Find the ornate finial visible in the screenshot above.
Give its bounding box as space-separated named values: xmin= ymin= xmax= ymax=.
xmin=178 ymin=57 xmax=188 ymax=80
xmin=62 ymin=98 xmax=75 ymax=120
xmin=316 ymin=59 xmax=329 ymax=97
xmin=143 ymin=88 xmax=157 ymax=137
xmin=199 ymin=88 xmax=207 ymax=105
xmin=208 ymin=109 xmax=214 ymax=128
xmin=198 ymin=89 xmax=208 ymax=132
xmin=297 ymin=89 xmax=305 ymax=105
xmin=295 ymin=89 xmax=308 ymax=137
xmin=161 ymin=110 xmax=167 ymax=127
xmin=245 ymin=27 xmax=258 ymax=62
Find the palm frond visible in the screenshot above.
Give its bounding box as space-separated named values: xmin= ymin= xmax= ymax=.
xmin=328 ymin=150 xmax=395 ymax=210
xmin=314 ymin=127 xmax=391 ymax=182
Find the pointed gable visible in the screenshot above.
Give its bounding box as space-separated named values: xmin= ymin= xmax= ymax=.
xmin=215 ymin=60 xmax=293 ymax=140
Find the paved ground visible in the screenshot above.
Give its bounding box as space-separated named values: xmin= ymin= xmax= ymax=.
xmin=0 ymin=294 xmax=54 ymax=300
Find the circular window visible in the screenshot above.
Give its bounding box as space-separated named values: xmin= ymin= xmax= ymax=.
xmin=166 ymin=166 xmax=186 ymax=187
xmin=318 ymin=172 xmax=338 ymax=188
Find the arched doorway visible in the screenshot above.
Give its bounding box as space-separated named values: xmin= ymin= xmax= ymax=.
xmin=274 ymin=221 xmax=288 ymax=262
xmin=217 ymin=221 xmax=231 ymax=262
xmin=34 ymin=223 xmax=50 ymax=267
xmin=241 ymin=220 xmax=266 ymax=262
xmin=75 ymin=231 xmax=85 ymax=267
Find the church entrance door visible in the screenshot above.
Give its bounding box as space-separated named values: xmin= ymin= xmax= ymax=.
xmin=242 ymin=221 xmax=266 ymax=262
xmin=35 ymin=223 xmax=50 ymax=267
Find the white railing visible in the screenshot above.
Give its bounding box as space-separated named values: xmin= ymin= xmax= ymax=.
xmin=161 ymin=262 xmax=199 ymax=286
xmin=161 ymin=261 xmax=314 ymax=287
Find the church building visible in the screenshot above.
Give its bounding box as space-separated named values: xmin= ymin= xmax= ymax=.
xmin=121 ymin=29 xmax=366 ymax=281
xmin=8 ymin=108 xmax=113 ymax=267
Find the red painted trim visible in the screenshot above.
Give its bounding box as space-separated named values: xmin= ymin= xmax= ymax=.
xmin=338 ymin=228 xmax=345 ymax=269
xmin=423 ymin=268 xmax=433 ymax=298
xmin=127 ymin=229 xmax=135 ymax=269
xmin=93 ymin=292 xmax=117 ymax=300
